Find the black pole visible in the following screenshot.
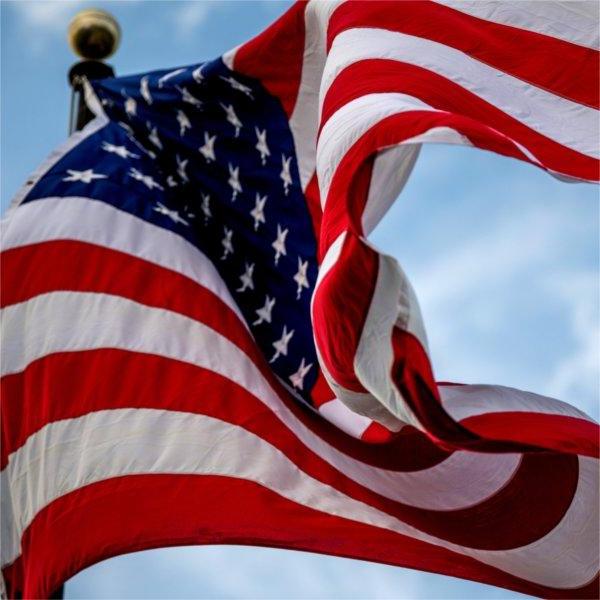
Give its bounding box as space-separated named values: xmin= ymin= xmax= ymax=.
xmin=49 ymin=59 xmax=115 ymax=600
xmin=51 ymin=9 xmax=120 ymax=599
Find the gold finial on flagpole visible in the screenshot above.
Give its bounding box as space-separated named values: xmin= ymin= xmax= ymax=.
xmin=66 ymin=9 xmax=120 ymax=133
xmin=68 ymin=8 xmax=121 ymax=61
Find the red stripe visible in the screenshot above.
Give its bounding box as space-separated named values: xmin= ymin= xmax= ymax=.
xmin=3 ymin=349 xmax=577 ymax=555
xmin=320 ymin=59 xmax=599 ymax=182
xmin=461 ymin=411 xmax=600 ymax=459
xmin=390 ymin=327 xmax=466 ymax=447
xmin=232 ymin=1 xmax=306 ymax=117
xmin=4 ymin=247 xmax=584 ymax=453
xmin=312 ymin=232 xmax=378 ymax=393
xmin=310 ymin=368 xmax=335 ymax=407
xmin=319 ymin=108 xmax=581 ymax=252
xmin=316 ymin=88 xmax=598 ymax=456
xmin=318 ymin=150 xmax=375 ymax=260
xmin=389 ymin=329 xmax=598 ymax=457
xmin=389 ymin=328 xmax=523 ymax=452
xmin=5 ymin=474 xmax=596 ymax=600
xmin=0 ymin=241 xmax=451 ymax=472
xmin=361 ymin=421 xmax=393 ymax=443
xmin=0 ymin=241 xmax=256 ymax=357
xmin=327 ymin=0 xmax=599 ymax=108
xmin=0 ymin=349 xmax=449 ymax=475
xmin=303 ymin=172 xmax=323 ymax=243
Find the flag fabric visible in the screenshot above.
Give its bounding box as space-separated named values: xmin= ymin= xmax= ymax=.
xmin=2 ymin=1 xmax=599 ymax=597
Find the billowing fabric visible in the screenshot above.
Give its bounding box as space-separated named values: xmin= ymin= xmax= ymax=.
xmin=1 ymin=1 xmax=598 ymax=598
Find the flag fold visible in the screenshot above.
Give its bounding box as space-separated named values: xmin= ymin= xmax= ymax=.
xmin=1 ymin=1 xmax=598 ymax=598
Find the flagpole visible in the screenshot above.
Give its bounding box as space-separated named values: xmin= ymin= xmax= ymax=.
xmin=67 ymin=9 xmax=121 ymax=133
xmin=52 ymin=14 xmax=122 ymax=599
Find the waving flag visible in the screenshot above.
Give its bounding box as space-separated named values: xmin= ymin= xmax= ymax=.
xmin=1 ymin=1 xmax=598 ymax=598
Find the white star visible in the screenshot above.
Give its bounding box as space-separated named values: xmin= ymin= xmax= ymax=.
xmin=142 ymin=147 xmax=157 ymax=160
xmin=158 ymin=68 xmax=186 ymax=88
xmin=120 ymin=124 xmax=158 ymax=160
xmin=63 ymin=168 xmax=107 ymax=184
xmin=101 ymin=142 xmax=139 ymax=160
xmin=253 ymin=295 xmax=276 ymax=326
xmin=228 ymin=163 xmax=242 ymax=201
xmin=177 ymin=85 xmax=203 ymax=108
xmin=269 ymin=325 xmax=294 ymax=363
xmin=147 ymin=124 xmax=163 ymax=149
xmin=166 ymin=175 xmax=178 ymax=188
xmin=176 ymin=155 xmax=189 ymax=183
xmin=128 ymin=167 xmax=164 ymax=190
xmin=255 ymin=127 xmax=270 ymax=165
xmin=183 ymin=204 xmax=195 ymax=219
xmin=177 ymin=110 xmax=191 ymax=136
xmin=192 ymin=65 xmax=205 ymax=84
xmin=123 ymin=92 xmax=137 ymax=117
xmin=289 ymin=358 xmax=313 ymax=390
xmin=140 ymin=76 xmax=153 ymax=105
xmin=221 ymin=227 xmax=234 ymax=260
xmin=272 ymin=224 xmax=289 ymax=265
xmin=118 ymin=121 xmax=134 ymax=136
xmin=201 ymin=192 xmax=211 ymax=224
xmin=280 ymin=154 xmax=293 ymax=195
xmin=153 ymin=201 xmax=189 ymax=226
xmin=237 ymin=262 xmax=255 ymax=293
xmin=220 ymin=75 xmax=254 ymax=98
xmin=250 ymin=193 xmax=267 ymax=231
xmin=199 ymin=132 xmax=216 ymax=163
xmin=221 ymin=103 xmax=242 ymax=137
xmin=293 ymin=257 xmax=310 ymax=300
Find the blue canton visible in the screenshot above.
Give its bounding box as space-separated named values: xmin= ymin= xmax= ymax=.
xmin=22 ymin=59 xmax=319 ymax=404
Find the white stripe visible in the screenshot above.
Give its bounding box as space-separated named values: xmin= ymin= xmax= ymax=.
xmin=1 ymin=291 xmax=522 ymax=513
xmin=398 ymin=125 xmax=543 ymax=168
xmin=402 ymin=126 xmax=473 ymax=148
xmin=476 ymin=455 xmax=598 ymax=589
xmin=362 ymin=144 xmax=421 ymax=236
xmin=434 ymin=1 xmax=600 ymax=50
xmin=354 ymin=249 xmax=428 ymax=430
xmin=0 ymin=196 xmax=245 ymax=324
xmin=316 ymin=342 xmax=407 ymax=433
xmin=318 ymin=398 xmax=372 ymax=438
xmin=83 ymin=79 xmax=107 ymax=120
xmin=321 ymin=28 xmax=599 ymax=159
xmin=310 ymin=230 xmax=346 ymax=330
xmin=3 ymin=408 xmax=392 ymax=567
xmin=316 ymin=92 xmax=553 ymax=209
xmin=440 ymin=384 xmax=596 ymax=423
xmin=288 ymin=0 xmax=343 ymax=190
xmin=222 ymin=45 xmax=238 ymax=70
xmin=313 ymin=231 xmax=346 ymax=291
xmin=2 ymin=408 xmax=596 ymax=588
xmin=312 ymin=232 xmax=411 ymax=432
xmin=0 ymin=469 xmax=18 ymax=574
xmin=318 ymin=93 xmax=437 ymax=205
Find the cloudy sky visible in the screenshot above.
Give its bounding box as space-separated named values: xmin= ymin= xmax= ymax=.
xmin=1 ymin=1 xmax=598 ymax=598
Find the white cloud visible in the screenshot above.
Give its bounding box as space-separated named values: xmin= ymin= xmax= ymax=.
xmin=67 ymin=545 xmax=522 ymax=599
xmin=10 ymin=1 xmax=86 ymax=32
xmin=8 ymin=1 xmax=88 ymax=56
xmin=171 ymin=1 xmax=217 ymax=38
xmin=543 ymin=271 xmax=599 ymax=419
xmin=371 ymin=146 xmax=599 ymax=418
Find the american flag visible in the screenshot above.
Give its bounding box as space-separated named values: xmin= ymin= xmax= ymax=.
xmin=1 ymin=1 xmax=598 ymax=597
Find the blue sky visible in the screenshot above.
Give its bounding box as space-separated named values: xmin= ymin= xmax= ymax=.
xmin=1 ymin=1 xmax=598 ymax=598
